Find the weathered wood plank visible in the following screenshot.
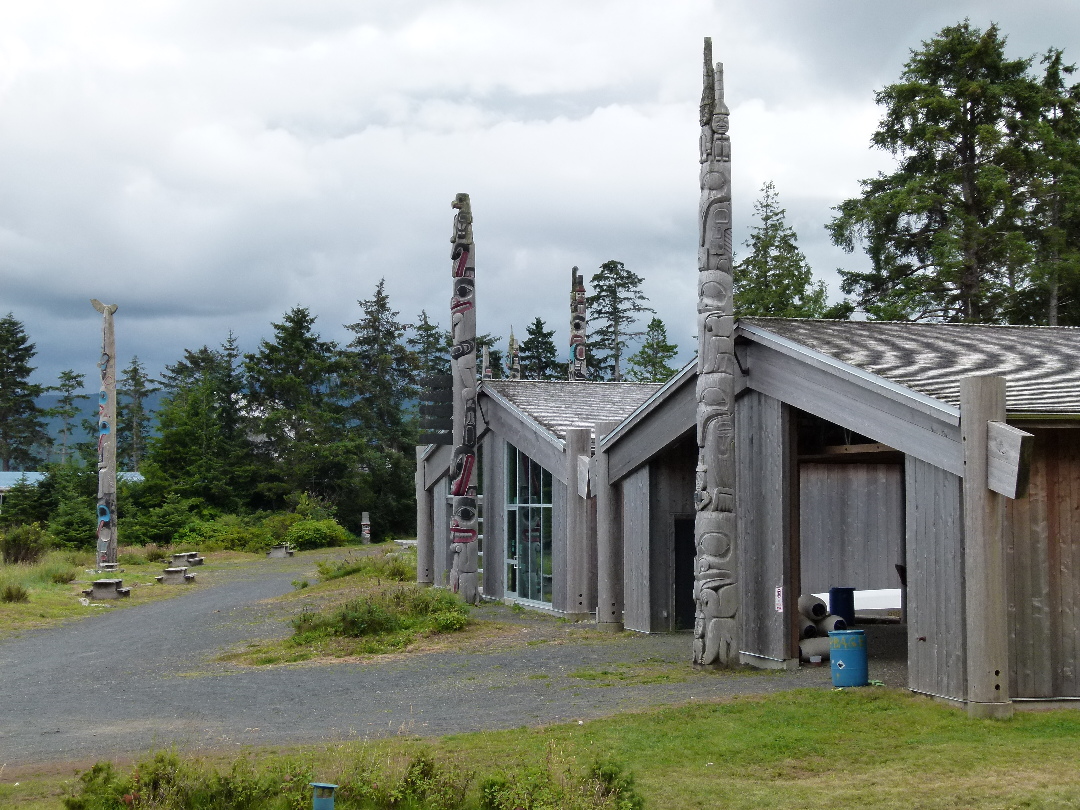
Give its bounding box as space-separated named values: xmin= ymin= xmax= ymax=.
xmin=564 ymin=428 xmax=592 ymax=617
xmin=607 ymin=379 xmax=696 ymax=484
xmin=621 ymin=466 xmax=651 ymax=632
xmin=422 ymin=443 xmax=452 ymax=490
xmin=961 ymin=376 xmax=1012 ymax=717
xmin=737 ymin=390 xmax=798 ymax=666
xmin=481 ymin=394 xmax=567 ymax=484
xmin=988 ymin=421 xmax=1034 ymax=499
xmin=594 ymin=420 xmax=623 ymax=629
xmin=748 ymin=343 xmax=964 ymax=476
xmin=482 ymin=434 xmax=505 ymax=599
xmin=416 ymin=446 xmax=434 ymax=585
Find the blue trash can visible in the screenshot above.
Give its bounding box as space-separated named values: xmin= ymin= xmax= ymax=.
xmin=829 ymin=586 xmax=856 ymax=626
xmin=829 ymin=629 xmax=868 ymax=687
xmin=310 ymin=783 xmax=338 ymax=810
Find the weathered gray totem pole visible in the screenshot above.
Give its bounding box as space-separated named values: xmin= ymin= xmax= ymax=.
xmin=693 ymin=39 xmax=739 ymax=667
xmin=507 ymin=328 xmax=521 ymax=380
xmin=569 ymin=267 xmax=587 ymax=380
xmin=91 ymin=299 xmax=119 ymax=569
xmin=449 ymin=193 xmax=480 ymax=604
xmin=481 ymin=345 xmax=492 ymax=380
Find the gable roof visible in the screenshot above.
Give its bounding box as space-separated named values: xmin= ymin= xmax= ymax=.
xmin=741 ymin=318 xmax=1080 ymax=415
xmin=481 ymin=380 xmax=662 ymax=441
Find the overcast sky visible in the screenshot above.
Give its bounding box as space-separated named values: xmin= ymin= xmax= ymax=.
xmin=2 ymin=0 xmax=1078 ymax=391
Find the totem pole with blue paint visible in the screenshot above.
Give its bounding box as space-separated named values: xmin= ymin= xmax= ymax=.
xmin=91 ymin=299 xmax=119 ymax=569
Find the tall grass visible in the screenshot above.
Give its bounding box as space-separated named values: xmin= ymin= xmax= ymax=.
xmin=291 ymin=583 xmax=468 ymax=654
xmin=317 ymin=548 xmax=416 ymax=582
xmin=62 ymin=747 xmax=642 ymax=810
xmin=0 ymin=549 xmax=87 ymax=593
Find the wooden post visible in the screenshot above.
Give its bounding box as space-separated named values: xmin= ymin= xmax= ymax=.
xmin=564 ymin=427 xmax=592 ymax=618
xmin=594 ymin=420 xmax=622 ymax=631
xmin=91 ymin=299 xmax=119 ymax=569
xmin=416 ymin=446 xmax=434 ymax=586
xmin=960 ymin=375 xmax=1012 ymax=719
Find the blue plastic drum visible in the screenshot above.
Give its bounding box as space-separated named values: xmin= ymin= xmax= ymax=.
xmin=828 ymin=629 xmax=868 ymax=687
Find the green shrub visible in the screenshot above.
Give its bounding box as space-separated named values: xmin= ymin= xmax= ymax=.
xmin=290 ymin=584 xmax=469 ymax=649
xmin=0 ymin=523 xmax=49 ymax=564
xmin=121 ymin=495 xmax=202 ymax=546
xmin=284 ymin=518 xmax=353 ymax=550
xmin=316 ymin=549 xmax=415 ymax=582
xmin=176 ymin=514 xmax=267 ymax=552
xmin=143 ymin=543 xmax=170 ymax=563
xmin=41 ymin=560 xmax=78 ymax=584
xmin=1 ymin=582 xmax=29 ymax=603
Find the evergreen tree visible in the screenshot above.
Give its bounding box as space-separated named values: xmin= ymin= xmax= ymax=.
xmin=0 ymin=314 xmax=48 ymax=471
xmin=145 ymin=335 xmax=252 ymax=512
xmin=407 ymin=310 xmax=451 ymax=381
xmin=828 ymin=21 xmax=1039 ymax=322
xmin=587 ymin=260 xmax=654 ymax=380
xmin=626 ymin=318 xmax=680 ymax=382
xmin=118 ymin=356 xmax=159 ymax=472
xmin=343 ymin=280 xmax=418 ymax=537
xmin=46 ymin=370 xmax=88 ymax=465
xmin=734 ymin=182 xmax=830 ymax=318
xmin=244 ymin=306 xmax=345 ymax=510
xmin=519 ymin=317 xmax=561 ymax=380
xmin=1017 ymin=48 xmax=1080 ymax=324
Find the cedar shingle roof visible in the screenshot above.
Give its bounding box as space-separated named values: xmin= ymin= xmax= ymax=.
xmin=741 ymin=318 xmax=1080 ymax=414
xmin=481 ymin=380 xmax=662 ymax=440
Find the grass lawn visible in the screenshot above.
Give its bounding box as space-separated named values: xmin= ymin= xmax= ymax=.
xmin=6 ymin=688 xmax=1080 ymax=808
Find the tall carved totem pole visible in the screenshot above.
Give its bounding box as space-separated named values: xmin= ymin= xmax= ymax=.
xmin=569 ymin=267 xmax=587 ymax=380
xmin=91 ymin=299 xmax=119 ymax=569
xmin=449 ymin=193 xmax=480 ymax=604
xmin=693 ymin=39 xmax=739 ymax=667
xmin=508 ymin=328 xmax=521 ymax=380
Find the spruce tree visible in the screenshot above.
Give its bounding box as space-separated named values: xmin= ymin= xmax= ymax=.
xmin=587 ymin=260 xmax=654 ymax=380
xmin=118 ymin=356 xmax=159 ymax=472
xmin=47 ymin=370 xmax=89 ymax=465
xmin=734 ymin=182 xmax=829 ymax=318
xmin=627 ymin=318 xmax=680 ymax=382
xmin=0 ymin=313 xmax=47 ymax=471
xmin=519 ymin=317 xmax=561 ymax=380
xmin=408 ymin=310 xmax=451 ymax=381
xmin=828 ymin=21 xmax=1039 ymax=322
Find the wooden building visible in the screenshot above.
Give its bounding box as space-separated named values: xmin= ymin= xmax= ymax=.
xmin=416 ymin=318 xmax=1080 ymax=714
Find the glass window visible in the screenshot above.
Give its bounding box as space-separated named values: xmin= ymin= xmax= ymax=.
xmin=504 ymin=442 xmax=553 ymax=605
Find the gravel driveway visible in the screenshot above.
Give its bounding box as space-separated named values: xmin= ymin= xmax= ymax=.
xmin=0 ymin=552 xmax=904 ymax=769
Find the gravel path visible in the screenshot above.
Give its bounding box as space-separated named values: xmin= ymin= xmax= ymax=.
xmin=0 ymin=553 xmax=904 ymax=769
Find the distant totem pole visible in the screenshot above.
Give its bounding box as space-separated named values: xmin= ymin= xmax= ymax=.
xmin=91 ymin=299 xmax=119 ymax=569
xmin=693 ymin=39 xmax=739 ymax=667
xmin=482 ymin=345 xmax=492 ymax=380
xmin=449 ymin=193 xmax=480 ymax=604
xmin=569 ymin=267 xmax=587 ymax=380
xmin=507 ymin=328 xmax=521 ymax=380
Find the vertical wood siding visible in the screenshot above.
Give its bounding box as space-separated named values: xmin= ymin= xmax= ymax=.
xmin=551 ymin=477 xmax=568 ymax=613
xmin=799 ymin=463 xmax=904 ymax=593
xmin=737 ymin=391 xmax=798 ymax=661
xmin=648 ymin=436 xmax=696 ymax=631
xmin=434 ymin=481 xmax=450 ymax=588
xmin=622 ymin=466 xmax=651 ymax=632
xmin=1005 ymin=428 xmax=1080 ymax=698
xmin=905 ymin=456 xmax=966 ymax=700
xmin=483 ymin=435 xmax=505 ymax=599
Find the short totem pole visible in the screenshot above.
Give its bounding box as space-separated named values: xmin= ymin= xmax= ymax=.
xmin=91 ymin=299 xmax=119 ymax=569
xmin=569 ymin=267 xmax=587 ymax=380
xmin=693 ymin=39 xmax=739 ymax=666
xmin=449 ymin=193 xmax=480 ymax=604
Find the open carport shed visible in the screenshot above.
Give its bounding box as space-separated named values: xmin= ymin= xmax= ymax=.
xmin=596 ymin=317 xmax=1080 ymax=716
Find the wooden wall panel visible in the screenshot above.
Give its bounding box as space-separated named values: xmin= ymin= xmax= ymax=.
xmin=905 ymin=456 xmax=966 ymax=700
xmin=1005 ymin=428 xmax=1080 ymax=698
xmin=737 ymin=390 xmax=799 ymax=663
xmin=482 ymin=435 xmax=505 ymax=600
xmin=551 ymin=478 xmax=567 ymax=613
xmin=648 ymin=436 xmax=697 ymax=631
xmin=621 ymin=466 xmax=651 ymax=632
xmin=800 ymin=463 xmax=904 ymax=593
xmin=433 ymin=481 xmax=450 ymax=589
